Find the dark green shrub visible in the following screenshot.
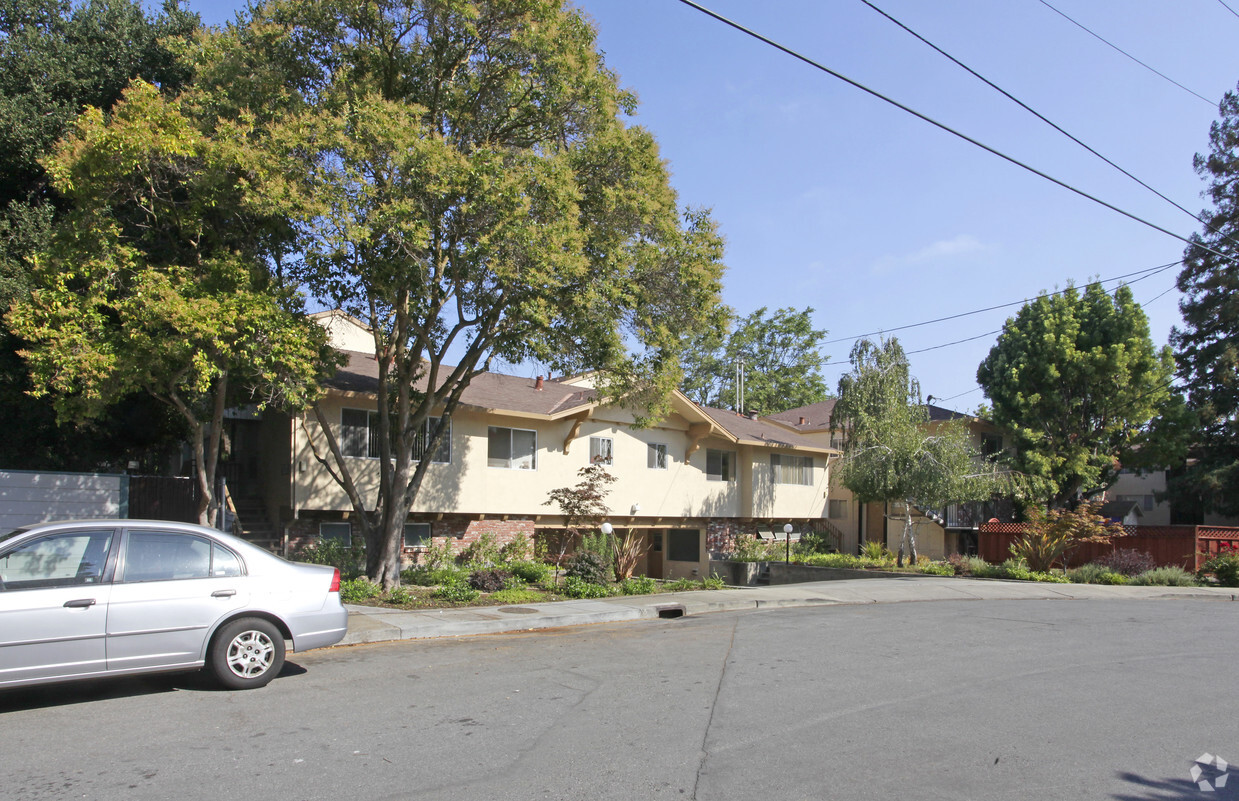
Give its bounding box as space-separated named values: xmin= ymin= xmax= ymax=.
xmin=499 ymin=535 xmax=532 ymax=563
xmin=1198 ymin=551 xmax=1239 ymax=587
xmin=565 ymin=550 xmax=610 ymax=586
xmin=457 ymin=533 xmax=502 ymax=567
xmin=294 ymin=539 xmax=367 ymax=580
xmin=559 ymin=576 xmax=611 ymax=598
xmin=433 ymin=574 xmax=480 ymax=602
xmin=1066 ymin=563 xmax=1128 ymax=585
xmin=508 ymin=560 xmax=553 ymax=586
xmin=339 ymin=577 xmax=381 ymax=604
xmin=468 ymin=569 xmax=511 ymax=592
xmin=618 ymin=575 xmax=657 ymax=595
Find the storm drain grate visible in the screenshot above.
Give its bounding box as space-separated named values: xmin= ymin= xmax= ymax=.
xmin=656 ymin=604 xmax=686 ymax=619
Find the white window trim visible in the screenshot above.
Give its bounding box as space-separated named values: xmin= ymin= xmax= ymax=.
xmin=648 ymin=442 xmax=669 ymax=470
xmin=771 ymin=453 xmax=813 ymax=486
xmin=589 ymin=436 xmax=614 ymax=466
xmin=403 ymin=522 xmax=432 ymax=550
xmin=341 ymin=408 xmax=452 ymax=464
xmin=706 ymin=448 xmax=735 ymax=482
xmin=488 ymin=426 xmax=539 ymax=470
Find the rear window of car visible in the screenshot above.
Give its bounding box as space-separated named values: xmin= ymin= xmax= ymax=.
xmin=122 ymin=530 xmax=243 ymax=582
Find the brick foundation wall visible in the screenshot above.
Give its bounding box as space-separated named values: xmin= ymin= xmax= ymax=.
xmin=283 ymin=513 xmax=535 ymax=564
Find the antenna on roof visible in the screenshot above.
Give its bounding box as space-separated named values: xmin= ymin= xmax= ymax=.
xmin=735 ymin=360 xmax=745 ymax=412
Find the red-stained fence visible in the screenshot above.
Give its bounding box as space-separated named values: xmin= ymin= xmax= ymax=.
xmin=978 ymin=522 xmax=1239 ymax=571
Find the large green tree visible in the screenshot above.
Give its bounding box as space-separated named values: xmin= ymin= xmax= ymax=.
xmin=976 ymin=282 xmax=1174 ymax=508
xmin=680 ymin=305 xmax=829 ymax=413
xmin=9 ymin=82 xmax=331 ymax=523
xmin=832 ymin=338 xmax=1007 ymax=566
xmin=1168 ymin=83 xmax=1239 ymax=516
xmin=226 ymin=0 xmax=725 ymax=586
xmin=0 ymin=0 xmax=198 ymax=470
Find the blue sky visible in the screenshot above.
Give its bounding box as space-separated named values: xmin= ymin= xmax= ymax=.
xmin=192 ymin=0 xmax=1239 ymax=412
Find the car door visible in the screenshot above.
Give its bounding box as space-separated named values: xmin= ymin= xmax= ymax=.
xmin=105 ymin=528 xmax=249 ymax=673
xmin=0 ymin=528 xmax=116 ymax=687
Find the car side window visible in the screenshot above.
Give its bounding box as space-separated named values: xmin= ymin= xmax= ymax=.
xmin=212 ymin=544 xmax=242 ymax=577
xmin=0 ymin=530 xmax=114 ymax=590
xmin=123 ymin=531 xmax=213 ymax=582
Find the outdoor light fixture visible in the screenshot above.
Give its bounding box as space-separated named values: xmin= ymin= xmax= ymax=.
xmin=601 ymin=522 xmax=613 ymax=535
xmin=783 ymin=523 xmax=794 ymax=564
xmin=630 ymin=503 xmax=641 ymax=515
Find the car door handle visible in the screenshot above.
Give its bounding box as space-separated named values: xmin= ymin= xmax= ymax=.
xmin=64 ymin=598 xmax=96 ymax=608
xmin=211 ymin=589 xmax=237 ymax=598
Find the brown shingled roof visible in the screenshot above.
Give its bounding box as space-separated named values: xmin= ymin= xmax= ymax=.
xmin=325 ymin=351 xmax=595 ymax=418
xmin=767 ymin=399 xmax=838 ymax=432
xmin=699 ymin=406 xmax=834 ymax=453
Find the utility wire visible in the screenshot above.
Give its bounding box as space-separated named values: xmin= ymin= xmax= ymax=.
xmin=859 ymin=0 xmax=1236 ymax=247
xmin=673 ymin=0 xmax=1236 ymax=265
xmin=821 ymin=261 xmax=1177 ymax=346
xmin=1036 ymin=0 xmax=1215 ymax=106
xmin=1218 ymin=0 xmax=1239 ymax=20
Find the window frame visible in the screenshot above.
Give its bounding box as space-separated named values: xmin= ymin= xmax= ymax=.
xmin=319 ymin=521 xmax=352 ymax=547
xmin=771 ymin=453 xmax=813 ymax=486
xmin=120 ymin=530 xmax=225 ymax=584
xmin=403 ymin=523 xmax=432 ymax=549
xmin=828 ymin=499 xmax=849 ymax=520
xmin=488 ymin=426 xmax=539 ymax=470
xmin=706 ymin=448 xmax=735 ymax=482
xmin=589 ymin=436 xmax=614 ymax=466
xmin=341 ymin=408 xmax=452 ymax=464
xmin=647 ymin=442 xmax=669 ymax=470
xmin=0 ymin=529 xmax=116 ymax=591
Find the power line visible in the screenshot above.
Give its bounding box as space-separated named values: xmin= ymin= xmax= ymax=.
xmin=1218 ymin=0 xmax=1239 ymax=20
xmin=859 ymin=0 xmax=1234 ymax=246
xmin=821 ymin=261 xmax=1177 ymax=346
xmin=1036 ymin=0 xmax=1215 ymax=106
xmin=672 ymin=0 xmax=1236 ymax=265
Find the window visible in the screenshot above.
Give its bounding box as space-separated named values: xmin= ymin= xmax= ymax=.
xmin=342 ymin=409 xmax=451 ymax=463
xmin=828 ymin=499 xmax=849 ymax=519
xmin=667 ymin=529 xmax=700 ymax=563
xmin=489 ymin=426 xmax=537 ymax=469
xmin=830 ymin=434 xmax=845 ymax=451
xmin=403 ymin=523 xmax=432 ymax=549
xmin=648 ymin=442 xmax=668 ymax=470
xmin=0 ymin=530 xmax=113 ymax=590
xmin=771 ymin=453 xmax=813 ymax=485
xmin=706 ymin=449 xmax=734 ymax=481
xmin=319 ymin=521 xmax=352 ymax=546
xmin=980 ymin=433 xmax=1003 ymax=458
xmin=212 ymin=544 xmax=242 ymax=577
xmin=589 ymin=436 xmax=613 ymax=465
xmin=122 ymin=531 xmax=212 ymax=582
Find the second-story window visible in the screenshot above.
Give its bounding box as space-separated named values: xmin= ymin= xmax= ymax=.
xmin=828 ymin=499 xmax=849 ymax=519
xmin=647 ymin=442 xmax=668 ymax=470
xmin=488 ymin=426 xmax=537 ymax=470
xmin=341 ymin=409 xmax=451 ymax=463
xmin=771 ymin=453 xmax=813 ymax=485
xmin=590 ymin=436 xmax=613 ymax=465
xmin=706 ymin=449 xmax=734 ymax=481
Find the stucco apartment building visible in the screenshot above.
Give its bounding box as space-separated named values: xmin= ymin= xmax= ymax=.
xmin=239 ymin=312 xmax=839 ymax=579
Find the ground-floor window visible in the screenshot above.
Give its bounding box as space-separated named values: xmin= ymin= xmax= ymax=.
xmin=403 ymin=522 xmax=431 ymax=548
xmin=666 ymin=528 xmax=700 ymax=563
xmin=319 ymin=521 xmax=352 ymax=546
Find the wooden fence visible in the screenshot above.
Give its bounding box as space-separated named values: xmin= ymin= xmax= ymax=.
xmin=978 ymin=522 xmax=1239 ymax=571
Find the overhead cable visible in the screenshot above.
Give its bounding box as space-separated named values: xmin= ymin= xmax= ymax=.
xmin=1218 ymin=0 xmax=1239 ymax=20
xmin=1036 ymin=0 xmax=1215 ymax=106
xmin=673 ymin=0 xmax=1235 ymax=265
xmin=820 ymin=261 xmax=1177 ymax=346
xmin=859 ymin=0 xmax=1235 ymax=245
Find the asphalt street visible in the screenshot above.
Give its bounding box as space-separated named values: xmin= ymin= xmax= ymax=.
xmin=1 ymin=598 xmax=1236 ymax=801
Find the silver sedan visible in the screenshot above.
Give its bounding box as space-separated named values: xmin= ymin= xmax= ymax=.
xmin=0 ymin=519 xmax=348 ymax=690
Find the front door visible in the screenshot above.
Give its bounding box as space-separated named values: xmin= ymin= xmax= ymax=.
xmin=646 ymin=531 xmax=663 ymax=579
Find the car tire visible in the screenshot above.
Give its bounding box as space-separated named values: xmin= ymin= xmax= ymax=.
xmin=208 ymin=617 xmax=286 ymax=690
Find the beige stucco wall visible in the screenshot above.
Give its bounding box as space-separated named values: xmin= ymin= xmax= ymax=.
xmin=290 ymin=393 xmax=826 ymax=523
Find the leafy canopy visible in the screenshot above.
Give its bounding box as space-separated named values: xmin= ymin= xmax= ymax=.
xmin=1168 ymin=83 xmax=1239 ymax=516
xmin=222 ymin=0 xmax=725 ymax=585
xmin=976 ymin=282 xmax=1173 ymax=507
xmin=680 ymin=305 xmax=830 ymax=413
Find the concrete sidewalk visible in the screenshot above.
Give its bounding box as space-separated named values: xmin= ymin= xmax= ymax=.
xmin=336 ymin=575 xmax=1237 ymax=647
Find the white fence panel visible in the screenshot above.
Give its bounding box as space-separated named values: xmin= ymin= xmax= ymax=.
xmin=0 ymin=470 xmax=125 ymax=531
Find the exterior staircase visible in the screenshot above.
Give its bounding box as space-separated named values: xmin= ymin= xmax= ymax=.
xmin=229 ymin=496 xmax=282 ymax=553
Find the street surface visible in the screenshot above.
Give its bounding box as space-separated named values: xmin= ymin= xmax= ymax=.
xmin=2 ymin=599 xmax=1236 ymax=800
